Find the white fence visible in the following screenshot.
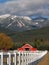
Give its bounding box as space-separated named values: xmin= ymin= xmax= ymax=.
xmin=0 ymin=50 xmax=47 ymax=65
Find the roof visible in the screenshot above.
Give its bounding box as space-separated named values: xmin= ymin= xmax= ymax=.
xmin=22 ymin=44 xmax=33 ymax=48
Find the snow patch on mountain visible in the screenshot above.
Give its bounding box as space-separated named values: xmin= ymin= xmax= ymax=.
xmin=0 ymin=14 xmax=11 ymax=19
xmin=35 ymin=22 xmax=38 ymax=25
xmin=21 ymin=16 xmax=32 ymax=20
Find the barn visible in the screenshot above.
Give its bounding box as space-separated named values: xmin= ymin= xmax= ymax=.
xmin=18 ymin=44 xmax=37 ymax=51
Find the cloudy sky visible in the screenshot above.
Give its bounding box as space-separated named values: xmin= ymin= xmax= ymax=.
xmin=0 ymin=0 xmax=49 ymax=16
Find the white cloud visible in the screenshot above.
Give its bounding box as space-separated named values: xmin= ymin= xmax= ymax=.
xmin=0 ymin=0 xmax=49 ymax=16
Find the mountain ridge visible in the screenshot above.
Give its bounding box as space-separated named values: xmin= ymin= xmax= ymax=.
xmin=0 ymin=14 xmax=49 ymax=32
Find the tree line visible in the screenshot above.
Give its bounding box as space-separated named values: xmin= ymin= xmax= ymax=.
xmin=0 ymin=33 xmax=49 ymax=51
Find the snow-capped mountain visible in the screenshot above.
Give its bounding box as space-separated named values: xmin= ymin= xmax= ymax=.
xmin=0 ymin=14 xmax=49 ymax=32
xmin=0 ymin=14 xmax=11 ymax=19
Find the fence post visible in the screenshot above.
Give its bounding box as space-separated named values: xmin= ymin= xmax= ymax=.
xmin=14 ymin=53 xmax=16 ymax=65
xmin=8 ymin=53 xmax=11 ymax=65
xmin=22 ymin=52 xmax=24 ymax=65
xmin=1 ymin=52 xmax=3 ymax=65
xmin=18 ymin=52 xmax=21 ymax=65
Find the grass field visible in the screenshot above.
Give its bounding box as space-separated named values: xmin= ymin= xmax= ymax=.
xmin=37 ymin=51 xmax=49 ymax=65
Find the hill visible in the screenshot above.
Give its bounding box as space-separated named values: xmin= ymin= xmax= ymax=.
xmin=0 ymin=26 xmax=49 ymax=50
xmin=7 ymin=26 xmax=49 ymax=42
xmin=8 ymin=26 xmax=49 ymax=50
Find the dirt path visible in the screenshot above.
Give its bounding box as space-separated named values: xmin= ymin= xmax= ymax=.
xmin=37 ymin=51 xmax=49 ymax=65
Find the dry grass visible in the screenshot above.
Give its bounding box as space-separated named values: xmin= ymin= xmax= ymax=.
xmin=37 ymin=51 xmax=49 ymax=65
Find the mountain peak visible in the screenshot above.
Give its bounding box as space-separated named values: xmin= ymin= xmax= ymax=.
xmin=0 ymin=14 xmax=11 ymax=19
xmin=0 ymin=14 xmax=32 ymax=20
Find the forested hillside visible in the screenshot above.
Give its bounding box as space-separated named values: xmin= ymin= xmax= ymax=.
xmin=0 ymin=26 xmax=49 ymax=50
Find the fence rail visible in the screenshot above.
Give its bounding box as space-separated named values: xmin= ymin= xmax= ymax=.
xmin=0 ymin=50 xmax=47 ymax=65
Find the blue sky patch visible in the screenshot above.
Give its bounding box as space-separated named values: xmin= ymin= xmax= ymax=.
xmin=0 ymin=0 xmax=10 ymax=3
